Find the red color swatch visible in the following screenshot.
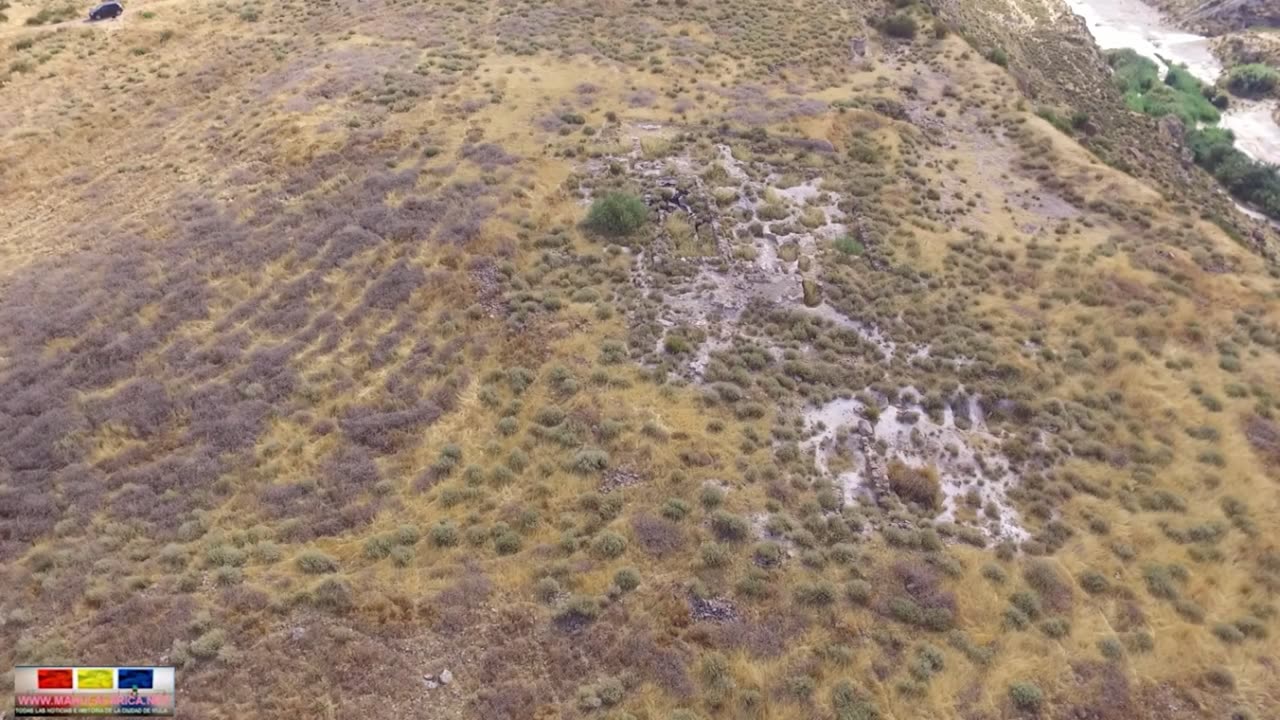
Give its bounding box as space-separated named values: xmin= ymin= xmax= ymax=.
xmin=37 ymin=669 xmax=74 ymax=689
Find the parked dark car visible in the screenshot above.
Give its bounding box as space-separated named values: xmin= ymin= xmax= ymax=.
xmin=88 ymin=1 xmax=123 ymax=20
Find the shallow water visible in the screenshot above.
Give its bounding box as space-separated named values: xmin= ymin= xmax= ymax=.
xmin=1065 ymin=0 xmax=1280 ymax=166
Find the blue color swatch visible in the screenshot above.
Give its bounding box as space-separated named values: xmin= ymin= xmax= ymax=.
xmin=117 ymin=668 xmax=154 ymax=690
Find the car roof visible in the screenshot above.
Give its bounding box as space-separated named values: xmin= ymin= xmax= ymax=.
xmin=93 ymin=1 xmax=121 ymax=7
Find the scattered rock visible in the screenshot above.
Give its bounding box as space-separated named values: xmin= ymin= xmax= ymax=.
xmin=689 ymin=594 xmax=739 ymax=622
xmin=600 ymin=467 xmax=644 ymax=493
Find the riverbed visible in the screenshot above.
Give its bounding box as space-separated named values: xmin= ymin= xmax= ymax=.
xmin=1065 ymin=0 xmax=1280 ymax=167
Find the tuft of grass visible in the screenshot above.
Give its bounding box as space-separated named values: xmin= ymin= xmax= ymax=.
xmin=833 ymin=235 xmax=864 ymax=256
xmin=1009 ymin=681 xmax=1043 ymax=712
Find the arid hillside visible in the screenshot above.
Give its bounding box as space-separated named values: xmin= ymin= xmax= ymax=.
xmin=1 ymin=0 xmax=1279 ymax=719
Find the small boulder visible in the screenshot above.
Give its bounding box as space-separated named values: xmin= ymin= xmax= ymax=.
xmin=439 ymin=669 xmax=454 ymax=685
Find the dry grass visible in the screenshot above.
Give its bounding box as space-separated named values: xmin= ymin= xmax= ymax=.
xmin=0 ymin=0 xmax=1278 ymax=718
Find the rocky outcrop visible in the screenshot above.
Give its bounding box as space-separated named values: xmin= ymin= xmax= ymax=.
xmin=1145 ymin=0 xmax=1280 ymax=34
xmin=1157 ymin=115 xmax=1195 ymax=167
xmin=1212 ymin=31 xmax=1280 ymax=66
xmin=1183 ymin=0 xmax=1280 ymax=34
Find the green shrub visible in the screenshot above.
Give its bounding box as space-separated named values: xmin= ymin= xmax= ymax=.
xmin=158 ymin=544 xmax=188 ymax=570
xmin=662 ymin=498 xmax=691 ymax=521
xmin=393 ymin=525 xmax=421 ymax=545
xmin=535 ymin=577 xmax=562 ymax=602
xmin=882 ymin=13 xmax=917 ymax=39
xmin=1212 ymin=623 xmax=1245 ymax=644
xmin=700 ymin=485 xmax=725 ymax=509
xmin=311 ymin=576 xmax=354 ymax=612
xmin=710 ymin=511 xmax=750 ymax=542
xmin=1040 ymin=617 xmax=1071 ymax=638
xmin=212 ymin=567 xmax=242 ymax=587
xmin=570 ymin=448 xmax=610 ymax=474
xmin=585 ymin=192 xmax=648 ymax=237
xmin=834 ymin=234 xmax=865 ymax=256
xmin=1143 ymin=564 xmax=1180 ymax=599
xmin=831 ymin=680 xmax=880 ymax=720
xmin=981 ymin=563 xmax=1007 ymax=583
xmin=795 ymin=581 xmax=837 ymax=606
xmin=845 ymin=579 xmax=872 ymax=606
xmin=701 ymin=543 xmax=732 ymax=568
xmin=753 ymin=541 xmax=784 ymax=567
xmin=1010 ymin=590 xmax=1041 ymax=619
xmin=1205 ymin=665 xmax=1235 ymax=690
xmin=735 ymin=568 xmax=772 ymax=599
xmin=1234 ymin=616 xmax=1268 ymax=639
xmin=1009 ymin=682 xmax=1043 ymax=712
xmin=1078 ymin=570 xmax=1109 ymax=594
xmin=593 ymin=532 xmax=627 ymax=559
xmin=614 ymin=567 xmax=641 ymax=592
xmin=1108 ymin=49 xmax=1159 ymax=93
xmin=295 ymin=550 xmax=339 ymax=574
xmin=554 ymin=594 xmax=601 ymax=624
xmin=430 ymin=522 xmax=459 ymax=547
xmin=363 ymin=536 xmax=394 ymax=560
xmin=189 ymin=628 xmax=226 ymax=660
xmin=494 ymin=531 xmax=522 ymax=555
xmin=205 ymin=544 xmax=246 ymax=568
xmin=1226 ymin=64 xmax=1280 ymax=98
xmin=1124 ymin=631 xmax=1155 ymax=653
xmin=988 ymin=48 xmax=1009 ymax=67
xmin=1098 ymin=636 xmax=1124 ymax=659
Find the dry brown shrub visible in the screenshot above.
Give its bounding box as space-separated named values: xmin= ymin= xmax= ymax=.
xmin=887 ymin=459 xmax=941 ymax=510
xmin=1244 ymin=414 xmax=1280 ymax=466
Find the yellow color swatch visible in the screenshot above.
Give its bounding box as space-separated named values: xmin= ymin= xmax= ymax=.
xmin=76 ymin=669 xmax=113 ymax=689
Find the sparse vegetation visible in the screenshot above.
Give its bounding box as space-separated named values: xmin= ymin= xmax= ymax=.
xmin=24 ymin=4 xmax=76 ymax=25
xmin=0 ymin=0 xmax=1277 ymax=718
